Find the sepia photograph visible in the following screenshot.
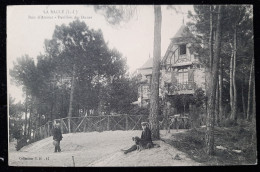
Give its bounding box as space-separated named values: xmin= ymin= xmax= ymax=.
xmin=7 ymin=5 xmax=256 ymax=167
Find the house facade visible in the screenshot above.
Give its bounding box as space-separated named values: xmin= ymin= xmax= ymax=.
xmin=136 ymin=58 xmax=153 ymax=107
xmin=136 ymin=24 xmax=206 ymax=114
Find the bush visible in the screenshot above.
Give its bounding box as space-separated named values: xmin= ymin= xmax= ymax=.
xmin=165 ymin=120 xmax=257 ymax=165
xmin=221 ymin=118 xmax=238 ymax=127
xmin=16 ymin=136 xmax=27 ymax=151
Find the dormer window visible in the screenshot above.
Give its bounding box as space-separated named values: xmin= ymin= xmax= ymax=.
xmin=179 ymin=44 xmax=186 ymax=55
xmin=146 ymin=75 xmax=152 ymax=84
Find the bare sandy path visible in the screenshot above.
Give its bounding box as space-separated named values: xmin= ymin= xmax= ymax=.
xmin=9 ymin=130 xmax=201 ymax=167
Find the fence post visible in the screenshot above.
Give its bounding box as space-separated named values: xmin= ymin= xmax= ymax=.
xmin=32 ymin=130 xmax=34 ymax=141
xmin=61 ymin=119 xmax=64 ymax=134
xmin=44 ymin=124 xmax=46 ymax=138
xmin=45 ymin=125 xmax=48 ymax=138
xmin=83 ymin=118 xmax=86 ymax=132
xmin=47 ymin=122 xmax=50 ymax=137
xmin=125 ymin=115 xmax=128 ymax=130
xmin=42 ymin=125 xmax=44 ymax=138
xmin=107 ymin=116 xmax=110 ymax=131
xmin=38 ymin=128 xmax=39 ymax=140
xmin=35 ymin=128 xmax=37 ymax=141
xmin=44 ymin=125 xmax=46 ymax=138
xmin=40 ymin=126 xmax=42 ymax=139
xmin=68 ymin=117 xmax=71 ymax=133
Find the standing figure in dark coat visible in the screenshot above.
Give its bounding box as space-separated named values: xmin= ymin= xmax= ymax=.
xmin=53 ymin=121 xmax=63 ymax=153
xmin=122 ymin=122 xmax=153 ymax=154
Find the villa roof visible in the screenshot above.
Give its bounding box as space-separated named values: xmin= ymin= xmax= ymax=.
xmin=140 ymin=58 xmax=153 ymax=69
xmin=139 ymin=25 xmax=193 ymax=71
xmin=172 ymin=24 xmax=193 ymax=39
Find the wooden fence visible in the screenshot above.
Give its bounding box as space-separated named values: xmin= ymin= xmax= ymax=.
xmin=30 ymin=114 xmax=149 ymax=142
xmin=26 ymin=114 xmax=190 ymax=146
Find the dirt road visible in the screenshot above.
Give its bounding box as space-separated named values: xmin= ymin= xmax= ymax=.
xmin=9 ymin=130 xmax=201 ymax=167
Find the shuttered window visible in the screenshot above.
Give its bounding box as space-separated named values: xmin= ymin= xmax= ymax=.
xmin=171 ymin=71 xmax=177 ymax=83
xmin=188 ymin=69 xmax=195 ymax=82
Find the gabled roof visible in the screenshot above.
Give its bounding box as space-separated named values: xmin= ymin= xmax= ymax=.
xmin=172 ymin=24 xmax=193 ymax=39
xmin=139 ymin=58 xmax=153 ymax=69
xmin=162 ymin=24 xmax=194 ymax=63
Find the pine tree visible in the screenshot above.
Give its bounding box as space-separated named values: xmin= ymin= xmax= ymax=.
xmin=149 ymin=5 xmax=161 ymax=140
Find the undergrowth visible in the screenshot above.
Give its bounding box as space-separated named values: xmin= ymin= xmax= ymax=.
xmin=162 ymin=120 xmax=257 ymax=165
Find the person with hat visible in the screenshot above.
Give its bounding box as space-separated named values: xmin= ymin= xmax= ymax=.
xmin=53 ymin=121 xmax=63 ymax=153
xmin=140 ymin=122 xmax=152 ymax=145
xmin=122 ymin=122 xmax=153 ymax=154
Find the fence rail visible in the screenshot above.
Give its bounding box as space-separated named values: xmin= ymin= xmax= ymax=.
xmin=29 ymin=115 xmax=149 ymax=143
xmin=16 ymin=114 xmax=190 ymax=150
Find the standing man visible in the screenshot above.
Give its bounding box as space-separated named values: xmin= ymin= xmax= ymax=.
xmin=53 ymin=120 xmax=63 ymax=153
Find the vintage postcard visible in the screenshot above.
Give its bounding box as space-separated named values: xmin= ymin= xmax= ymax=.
xmin=7 ymin=5 xmax=256 ymax=166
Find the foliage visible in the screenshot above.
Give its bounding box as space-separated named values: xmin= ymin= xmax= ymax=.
xmin=192 ymin=88 xmax=206 ymax=107
xmin=94 ymin=5 xmax=136 ymax=26
xmin=163 ymin=121 xmax=257 ymax=165
xmin=100 ymin=75 xmax=139 ymax=114
xmin=9 ymin=55 xmax=38 ymax=96
xmin=187 ymin=5 xmax=253 ymax=117
xmin=166 ymin=88 xmax=205 ymax=115
xmin=128 ymin=106 xmax=149 ymax=116
xmin=9 ymin=20 xmax=139 ymax=139
xmin=9 ymin=96 xmax=24 ymax=140
xmin=47 ymin=21 xmax=129 ymax=116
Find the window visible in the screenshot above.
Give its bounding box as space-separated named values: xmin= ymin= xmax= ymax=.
xmin=179 ymin=44 xmax=186 ymax=55
xmin=142 ymin=85 xmax=150 ymax=99
xmin=146 ymin=75 xmax=152 ymax=84
xmin=177 ymin=68 xmax=188 ymax=84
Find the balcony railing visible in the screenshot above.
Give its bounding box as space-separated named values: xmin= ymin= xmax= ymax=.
xmin=167 ymin=82 xmax=196 ymax=95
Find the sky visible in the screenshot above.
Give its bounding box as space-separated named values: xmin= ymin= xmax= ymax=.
xmin=7 ymin=5 xmax=193 ymax=103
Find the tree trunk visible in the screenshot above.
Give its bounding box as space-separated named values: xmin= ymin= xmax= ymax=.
xmin=28 ymin=105 xmax=32 ymax=138
xmin=54 ymin=85 xmax=57 ymax=119
xmin=50 ymin=91 xmax=54 ymax=121
xmin=205 ymin=6 xmax=214 ymax=124
xmin=205 ymin=68 xmax=210 ymax=118
xmin=209 ymin=5 xmax=214 ymax=70
xmin=36 ymin=114 xmax=40 ymax=138
xmin=162 ymin=100 xmax=168 ymax=130
xmin=219 ymin=57 xmax=223 ymax=123
xmin=149 ymin=5 xmax=161 ymax=140
xmin=97 ymin=72 xmax=103 ymax=115
xmin=206 ymin=5 xmax=223 ymax=155
xmin=247 ymin=57 xmax=254 ymax=120
xmin=215 ymin=79 xmax=219 ymax=126
xmin=229 ymin=53 xmax=234 ymax=117
xmin=68 ymin=63 xmax=77 ymax=133
xmin=252 ymin=63 xmax=255 ymax=121
xmin=231 ymin=25 xmax=237 ymax=120
xmin=183 ymin=98 xmax=186 ymax=114
xmin=241 ymin=80 xmax=246 ymax=119
xmin=24 ymin=90 xmax=28 ymax=136
xmin=251 ymin=64 xmax=256 ymax=155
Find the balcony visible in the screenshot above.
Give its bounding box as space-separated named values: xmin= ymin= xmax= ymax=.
xmin=172 ymin=55 xmax=192 ymax=67
xmin=167 ymin=82 xmax=196 ymax=95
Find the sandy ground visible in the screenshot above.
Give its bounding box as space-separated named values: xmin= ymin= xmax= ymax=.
xmin=8 ymin=129 xmax=201 ymax=167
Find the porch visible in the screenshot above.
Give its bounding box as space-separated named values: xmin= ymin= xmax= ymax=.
xmin=166 ymin=82 xmax=196 ymax=95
